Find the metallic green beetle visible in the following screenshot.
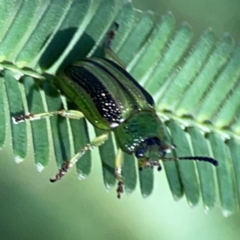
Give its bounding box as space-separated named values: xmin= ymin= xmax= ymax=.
xmin=13 ymin=23 xmax=218 ymax=197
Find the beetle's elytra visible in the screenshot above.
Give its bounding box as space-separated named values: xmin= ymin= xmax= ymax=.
xmin=13 ymin=23 xmax=218 ymax=198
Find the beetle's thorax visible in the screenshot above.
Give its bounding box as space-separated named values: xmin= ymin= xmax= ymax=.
xmin=114 ymin=110 xmax=165 ymax=153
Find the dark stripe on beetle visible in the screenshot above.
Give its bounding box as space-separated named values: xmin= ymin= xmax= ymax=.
xmin=83 ymin=58 xmax=141 ymax=108
xmin=84 ymin=58 xmax=154 ymax=107
xmin=64 ymin=65 xmax=123 ymax=124
xmin=99 ymin=58 xmax=154 ymax=107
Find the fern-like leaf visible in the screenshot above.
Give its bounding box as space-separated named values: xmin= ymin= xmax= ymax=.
xmin=0 ymin=0 xmax=240 ymax=216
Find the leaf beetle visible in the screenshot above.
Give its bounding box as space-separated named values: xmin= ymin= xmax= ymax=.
xmin=13 ymin=23 xmax=218 ymax=198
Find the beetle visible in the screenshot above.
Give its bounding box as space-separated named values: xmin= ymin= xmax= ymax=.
xmin=13 ymin=23 xmax=218 ymax=198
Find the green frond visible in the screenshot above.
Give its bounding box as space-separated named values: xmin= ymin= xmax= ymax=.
xmin=0 ymin=0 xmax=240 ymax=216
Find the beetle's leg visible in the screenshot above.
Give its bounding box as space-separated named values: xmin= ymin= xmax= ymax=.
xmin=12 ymin=109 xmax=84 ymax=124
xmin=50 ymin=133 xmax=109 ymax=182
xmin=115 ymin=149 xmax=124 ymax=198
xmin=105 ymin=22 xmax=126 ymax=69
xmin=105 ymin=22 xmax=119 ymax=48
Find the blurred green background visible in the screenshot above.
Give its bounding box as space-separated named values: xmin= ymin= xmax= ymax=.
xmin=134 ymin=0 xmax=240 ymax=40
xmin=1 ymin=0 xmax=240 ymax=240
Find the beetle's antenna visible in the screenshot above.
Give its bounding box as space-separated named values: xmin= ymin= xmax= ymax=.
xmin=161 ymin=156 xmax=218 ymax=166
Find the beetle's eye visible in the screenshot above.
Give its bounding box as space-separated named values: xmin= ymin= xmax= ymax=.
xmin=135 ymin=148 xmax=145 ymax=158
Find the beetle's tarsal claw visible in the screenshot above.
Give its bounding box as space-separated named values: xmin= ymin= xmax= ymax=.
xmin=49 ymin=161 xmax=70 ymax=183
xmin=114 ymin=22 xmax=119 ymax=30
xmin=117 ymin=181 xmax=124 ymax=199
xmin=12 ymin=113 xmax=34 ymax=124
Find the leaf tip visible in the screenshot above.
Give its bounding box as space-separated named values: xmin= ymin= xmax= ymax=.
xmin=14 ymin=156 xmax=24 ymax=164
xmin=78 ymin=172 xmax=87 ymax=180
xmin=222 ymin=208 xmax=233 ymax=217
xmin=36 ymin=163 xmax=45 ymax=172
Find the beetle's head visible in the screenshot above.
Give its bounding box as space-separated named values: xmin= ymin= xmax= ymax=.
xmin=115 ymin=112 xmax=217 ymax=170
xmin=134 ymin=137 xmax=175 ymax=170
xmin=134 ymin=136 xmax=218 ymax=171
